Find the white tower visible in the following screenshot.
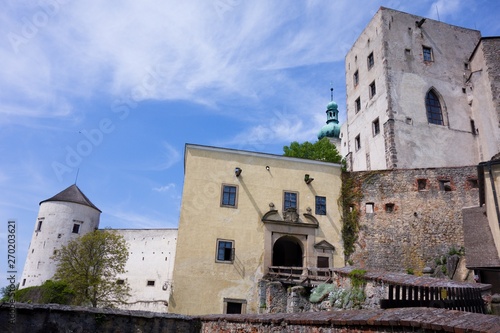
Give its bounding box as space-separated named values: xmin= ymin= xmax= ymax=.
xmin=20 ymin=185 xmax=101 ymax=288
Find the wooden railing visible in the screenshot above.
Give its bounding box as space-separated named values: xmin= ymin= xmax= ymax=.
xmin=266 ymin=266 xmax=333 ymax=285
xmin=380 ymin=285 xmax=485 ymax=314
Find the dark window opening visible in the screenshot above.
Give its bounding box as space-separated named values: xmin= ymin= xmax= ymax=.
xmin=355 ymin=135 xmax=361 ymax=151
xmin=367 ymin=52 xmax=374 ymax=69
xmin=418 ymin=179 xmax=427 ymax=190
xmin=468 ymin=179 xmax=479 ymax=189
xmin=353 ymin=70 xmax=359 ymax=86
xmin=226 ymin=302 xmax=242 ymax=314
xmin=22 ymin=279 xmax=26 ymax=287
xmin=355 ymin=97 xmax=361 ymax=113
xmin=36 ymin=221 xmax=42 ymax=231
xmin=439 ymin=180 xmax=452 ymax=191
xmin=117 ymin=279 xmax=124 ymax=285
xmin=317 ymin=256 xmax=329 ymax=268
xmin=217 ymin=240 xmax=234 ymax=262
xmin=372 ymin=118 xmax=380 ymax=136
xmin=221 ymin=185 xmax=237 ymax=207
xmin=147 ymin=280 xmax=155 ymax=286
xmin=425 ymin=90 xmax=444 ymax=125
xmin=385 ymin=203 xmax=395 ymax=213
xmin=72 ymin=224 xmax=81 ymax=234
xmin=315 ymin=196 xmax=326 ymax=215
xmin=369 ymin=81 xmax=376 ymax=98
xmin=284 ymin=192 xmax=298 ymax=210
xmin=423 ymin=46 xmax=433 ymax=61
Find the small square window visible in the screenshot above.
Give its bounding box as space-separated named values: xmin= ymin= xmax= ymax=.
xmin=372 ymin=118 xmax=380 ymax=136
xmin=439 ymin=180 xmax=452 ymax=191
xmin=423 ymin=46 xmax=433 ymax=62
xmin=353 ymin=70 xmax=359 ymax=87
xmin=405 ymin=48 xmax=411 ymax=55
xmin=72 ymin=224 xmax=81 ymax=234
xmin=355 ymin=135 xmax=361 ymax=151
xmin=221 ymin=184 xmax=238 ymax=208
xmin=417 ymin=179 xmax=427 ymax=191
xmin=224 ymin=298 xmax=247 ymax=314
xmin=216 ymin=239 xmax=234 ymax=263
xmin=147 ymin=280 xmax=155 ymax=286
xmin=468 ymin=179 xmax=479 ymax=189
xmin=117 ymin=279 xmax=125 ymax=285
xmin=369 ymin=81 xmax=376 ymax=98
xmin=464 ymin=62 xmax=469 ymax=70
xmin=355 ymin=97 xmax=361 ymax=113
xmin=385 ymin=203 xmax=395 ymax=213
xmin=283 ymin=191 xmax=298 ymax=210
xmin=317 ymin=256 xmax=329 ymax=268
xmin=366 ymin=203 xmax=374 ymax=214
xmin=315 ymin=196 xmax=326 ymax=215
xmin=367 ymin=52 xmax=374 ymax=69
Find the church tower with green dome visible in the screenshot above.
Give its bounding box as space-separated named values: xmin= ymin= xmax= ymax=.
xmin=318 ymin=88 xmax=341 ymax=151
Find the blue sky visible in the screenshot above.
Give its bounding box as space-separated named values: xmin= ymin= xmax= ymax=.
xmin=1 ymin=0 xmax=499 ymax=285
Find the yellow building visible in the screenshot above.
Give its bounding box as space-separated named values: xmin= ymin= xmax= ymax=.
xmin=170 ymin=144 xmax=344 ymax=315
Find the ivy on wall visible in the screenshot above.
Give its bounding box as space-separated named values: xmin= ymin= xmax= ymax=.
xmin=338 ymin=172 xmax=363 ymax=263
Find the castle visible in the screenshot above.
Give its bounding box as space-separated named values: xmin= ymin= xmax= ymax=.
xmin=21 ymin=7 xmax=500 ymax=314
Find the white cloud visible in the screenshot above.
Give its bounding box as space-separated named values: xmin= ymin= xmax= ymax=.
xmin=153 ymin=183 xmax=176 ymax=193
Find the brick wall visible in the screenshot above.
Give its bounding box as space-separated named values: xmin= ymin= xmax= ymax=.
xmin=348 ymin=166 xmax=479 ymax=272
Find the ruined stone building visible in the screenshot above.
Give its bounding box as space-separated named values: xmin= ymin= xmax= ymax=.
xmin=20 ymin=185 xmax=177 ymax=312
xmin=340 ymin=7 xmax=498 ymax=171
xmin=339 ymin=7 xmax=500 ymax=290
xmin=170 ymin=144 xmax=343 ymax=315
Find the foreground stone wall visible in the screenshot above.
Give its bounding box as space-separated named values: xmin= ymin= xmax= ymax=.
xmin=2 ymin=303 xmax=499 ymax=333
xmin=349 ymin=166 xmax=479 ymax=273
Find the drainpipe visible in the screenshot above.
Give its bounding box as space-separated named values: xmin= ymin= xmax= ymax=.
xmin=487 ymin=161 xmax=500 ymax=228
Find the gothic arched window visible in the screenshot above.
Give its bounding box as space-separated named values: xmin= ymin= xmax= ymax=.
xmin=425 ymin=90 xmax=444 ymax=125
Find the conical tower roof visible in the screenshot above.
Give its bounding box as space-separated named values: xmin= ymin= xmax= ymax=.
xmin=40 ymin=184 xmax=101 ymax=212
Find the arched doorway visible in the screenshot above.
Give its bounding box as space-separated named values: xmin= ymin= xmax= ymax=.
xmin=272 ymin=236 xmax=303 ymax=267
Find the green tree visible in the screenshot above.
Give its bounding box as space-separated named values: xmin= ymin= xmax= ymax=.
xmin=52 ymin=230 xmax=130 ymax=308
xmin=283 ymin=137 xmax=342 ymax=163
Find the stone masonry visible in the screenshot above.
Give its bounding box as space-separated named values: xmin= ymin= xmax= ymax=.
xmin=349 ymin=166 xmax=479 ymax=273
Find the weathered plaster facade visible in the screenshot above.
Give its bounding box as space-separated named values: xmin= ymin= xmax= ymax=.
xmin=21 ymin=185 xmax=101 ymax=288
xmin=343 ymin=7 xmax=483 ymax=171
xmin=348 ymin=166 xmax=479 ymax=272
xmin=20 ymin=185 xmax=178 ymax=313
xmin=170 ymin=144 xmax=344 ymax=315
xmin=114 ymin=229 xmax=177 ymax=313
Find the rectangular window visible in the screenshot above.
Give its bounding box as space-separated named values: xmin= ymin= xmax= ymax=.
xmin=36 ymin=220 xmax=43 ymax=231
xmin=355 ymin=135 xmax=361 ymax=151
xmin=317 ymin=256 xmax=329 ymax=268
xmin=146 ymin=280 xmax=155 ymax=286
xmin=224 ymin=298 xmax=247 ymax=314
xmin=353 ymin=70 xmax=359 ymax=86
xmin=116 ymin=279 xmax=124 ymax=285
xmin=283 ymin=191 xmax=298 ymax=210
xmin=367 ymin=52 xmax=374 ymax=69
xmin=439 ymin=180 xmax=452 ymax=191
xmin=385 ymin=203 xmax=395 ymax=213
xmin=216 ymin=239 xmax=234 ymax=263
xmin=423 ymin=46 xmax=433 ymax=61
xmin=72 ymin=224 xmax=81 ymax=234
xmin=355 ymin=97 xmax=361 ymax=113
xmin=369 ymin=81 xmax=376 ymax=98
xmin=221 ymin=185 xmax=238 ymax=207
xmin=366 ymin=203 xmax=374 ymax=214
xmin=315 ymin=196 xmax=326 ymax=215
xmin=418 ymin=179 xmax=427 ymax=191
xmin=372 ymin=118 xmax=380 ymax=136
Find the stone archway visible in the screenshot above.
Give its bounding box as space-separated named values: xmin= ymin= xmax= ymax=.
xmin=272 ymin=236 xmax=303 ymax=267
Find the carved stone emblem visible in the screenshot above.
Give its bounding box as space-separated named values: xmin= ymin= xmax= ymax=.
xmin=283 ymin=208 xmax=299 ymax=223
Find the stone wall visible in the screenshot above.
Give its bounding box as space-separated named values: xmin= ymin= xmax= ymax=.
xmin=2 ymin=303 xmax=499 ymax=333
xmin=348 ymin=166 xmax=479 ymax=273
